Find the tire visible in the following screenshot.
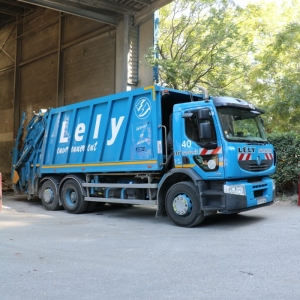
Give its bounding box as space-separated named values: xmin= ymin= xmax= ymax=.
xmin=61 ymin=179 xmax=89 ymax=214
xmin=40 ymin=180 xmax=61 ymax=211
xmin=165 ymin=181 xmax=205 ymax=227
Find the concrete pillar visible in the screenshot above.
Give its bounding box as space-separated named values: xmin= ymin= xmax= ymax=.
xmin=115 ymin=14 xmax=155 ymax=92
xmin=115 ymin=15 xmax=130 ymax=93
xmin=137 ymin=15 xmax=155 ymax=88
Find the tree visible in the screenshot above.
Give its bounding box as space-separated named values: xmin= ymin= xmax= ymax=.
xmin=148 ymin=0 xmax=300 ymax=133
xmin=147 ymin=0 xmax=254 ymax=94
xmin=243 ymin=1 xmax=300 ymax=132
xmin=251 ymin=24 xmax=300 ymax=132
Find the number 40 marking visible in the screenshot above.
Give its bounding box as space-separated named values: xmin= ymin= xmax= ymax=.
xmin=182 ymin=140 xmax=192 ymax=148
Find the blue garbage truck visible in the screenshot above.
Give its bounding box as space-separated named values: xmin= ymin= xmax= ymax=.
xmin=11 ymin=85 xmax=276 ymax=227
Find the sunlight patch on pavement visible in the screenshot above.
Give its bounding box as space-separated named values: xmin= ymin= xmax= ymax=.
xmin=0 ymin=220 xmax=31 ymax=228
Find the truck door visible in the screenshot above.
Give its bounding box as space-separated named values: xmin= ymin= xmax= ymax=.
xmin=178 ymin=108 xmax=225 ymax=178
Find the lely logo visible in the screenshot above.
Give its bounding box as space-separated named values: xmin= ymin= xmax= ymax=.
xmin=135 ymin=98 xmax=151 ymax=119
xmin=256 ymin=156 xmax=261 ymax=166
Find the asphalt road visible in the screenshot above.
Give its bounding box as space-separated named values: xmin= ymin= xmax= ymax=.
xmin=1 ymin=195 xmax=300 ymax=300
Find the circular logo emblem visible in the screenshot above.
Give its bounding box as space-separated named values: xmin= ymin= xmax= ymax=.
xmin=256 ymin=156 xmax=261 ymax=166
xmin=135 ymin=98 xmax=151 ymax=119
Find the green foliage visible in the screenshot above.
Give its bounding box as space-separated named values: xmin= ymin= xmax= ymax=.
xmin=268 ymin=132 xmax=300 ymax=192
xmin=250 ymin=21 xmax=300 ymax=133
xmin=146 ymin=0 xmax=253 ymax=93
xmin=147 ymin=0 xmax=300 ymax=133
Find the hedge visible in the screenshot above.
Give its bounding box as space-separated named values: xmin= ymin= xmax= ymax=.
xmin=268 ymin=132 xmax=300 ymax=193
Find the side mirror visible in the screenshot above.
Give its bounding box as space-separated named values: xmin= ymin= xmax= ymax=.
xmin=199 ymin=122 xmax=212 ymax=140
xmin=198 ymin=108 xmax=210 ymax=120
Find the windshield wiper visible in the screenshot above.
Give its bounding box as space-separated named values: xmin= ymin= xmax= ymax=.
xmin=227 ymin=138 xmax=267 ymax=145
xmin=246 ymin=141 xmax=268 ymax=145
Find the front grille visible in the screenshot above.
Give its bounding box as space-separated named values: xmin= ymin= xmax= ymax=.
xmin=248 ymin=163 xmax=268 ymax=172
xmin=253 ymin=183 xmax=267 ymax=189
xmin=239 ymin=160 xmax=273 ymax=172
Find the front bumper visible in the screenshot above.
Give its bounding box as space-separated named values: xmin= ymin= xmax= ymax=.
xmin=201 ymin=177 xmax=275 ymax=214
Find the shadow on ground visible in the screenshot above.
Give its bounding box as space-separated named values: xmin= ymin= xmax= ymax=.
xmin=3 ymin=194 xmax=266 ymax=228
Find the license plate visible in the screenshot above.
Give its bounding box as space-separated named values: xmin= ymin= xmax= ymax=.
xmin=257 ymin=197 xmax=266 ymax=205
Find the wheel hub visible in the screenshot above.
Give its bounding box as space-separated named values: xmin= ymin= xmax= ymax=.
xmin=70 ymin=191 xmax=77 ymax=203
xmin=43 ymin=188 xmax=54 ymax=203
xmin=173 ymin=194 xmax=192 ymax=216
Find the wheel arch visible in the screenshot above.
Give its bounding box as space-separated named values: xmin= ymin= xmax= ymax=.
xmin=39 ymin=176 xmax=60 ymax=199
xmin=156 ymin=168 xmax=203 ymax=218
xmin=58 ymin=174 xmax=86 ymax=199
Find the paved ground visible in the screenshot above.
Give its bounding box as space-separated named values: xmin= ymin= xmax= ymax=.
xmin=1 ymin=194 xmax=300 ymax=300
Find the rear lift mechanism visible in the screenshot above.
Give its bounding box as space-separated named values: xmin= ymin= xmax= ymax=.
xmin=11 ymin=110 xmax=48 ymax=197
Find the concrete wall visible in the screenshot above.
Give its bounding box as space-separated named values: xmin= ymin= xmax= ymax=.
xmin=63 ymin=14 xmax=115 ymax=104
xmin=0 ymin=22 xmax=16 ymax=178
xmin=19 ymin=9 xmax=58 ymax=121
xmin=0 ymin=8 xmax=155 ymax=178
xmin=0 ymin=9 xmax=116 ymax=177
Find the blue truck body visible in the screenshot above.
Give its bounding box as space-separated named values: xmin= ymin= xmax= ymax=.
xmin=11 ymin=85 xmax=276 ymax=227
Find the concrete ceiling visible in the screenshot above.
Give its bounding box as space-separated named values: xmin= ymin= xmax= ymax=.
xmin=0 ymin=0 xmax=35 ymax=26
xmin=0 ymin=0 xmax=172 ymax=26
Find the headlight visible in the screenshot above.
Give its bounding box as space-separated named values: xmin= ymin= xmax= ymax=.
xmin=224 ymin=184 xmax=245 ymax=195
xmin=271 ymin=179 xmax=276 ymax=191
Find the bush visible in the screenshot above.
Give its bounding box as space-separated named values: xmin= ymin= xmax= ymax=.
xmin=268 ymin=132 xmax=300 ymax=193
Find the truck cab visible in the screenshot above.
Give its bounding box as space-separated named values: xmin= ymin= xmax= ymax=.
xmin=158 ymin=88 xmax=276 ymax=226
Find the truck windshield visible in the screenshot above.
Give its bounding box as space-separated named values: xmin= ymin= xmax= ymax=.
xmin=217 ymin=107 xmax=267 ymax=142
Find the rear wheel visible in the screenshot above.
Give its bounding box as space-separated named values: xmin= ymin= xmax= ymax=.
xmin=61 ymin=179 xmax=88 ymax=214
xmin=166 ymin=181 xmax=204 ymax=227
xmin=40 ymin=180 xmax=61 ymax=211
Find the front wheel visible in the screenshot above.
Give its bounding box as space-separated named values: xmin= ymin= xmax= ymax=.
xmin=61 ymin=179 xmax=88 ymax=214
xmin=165 ymin=181 xmax=204 ymax=227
